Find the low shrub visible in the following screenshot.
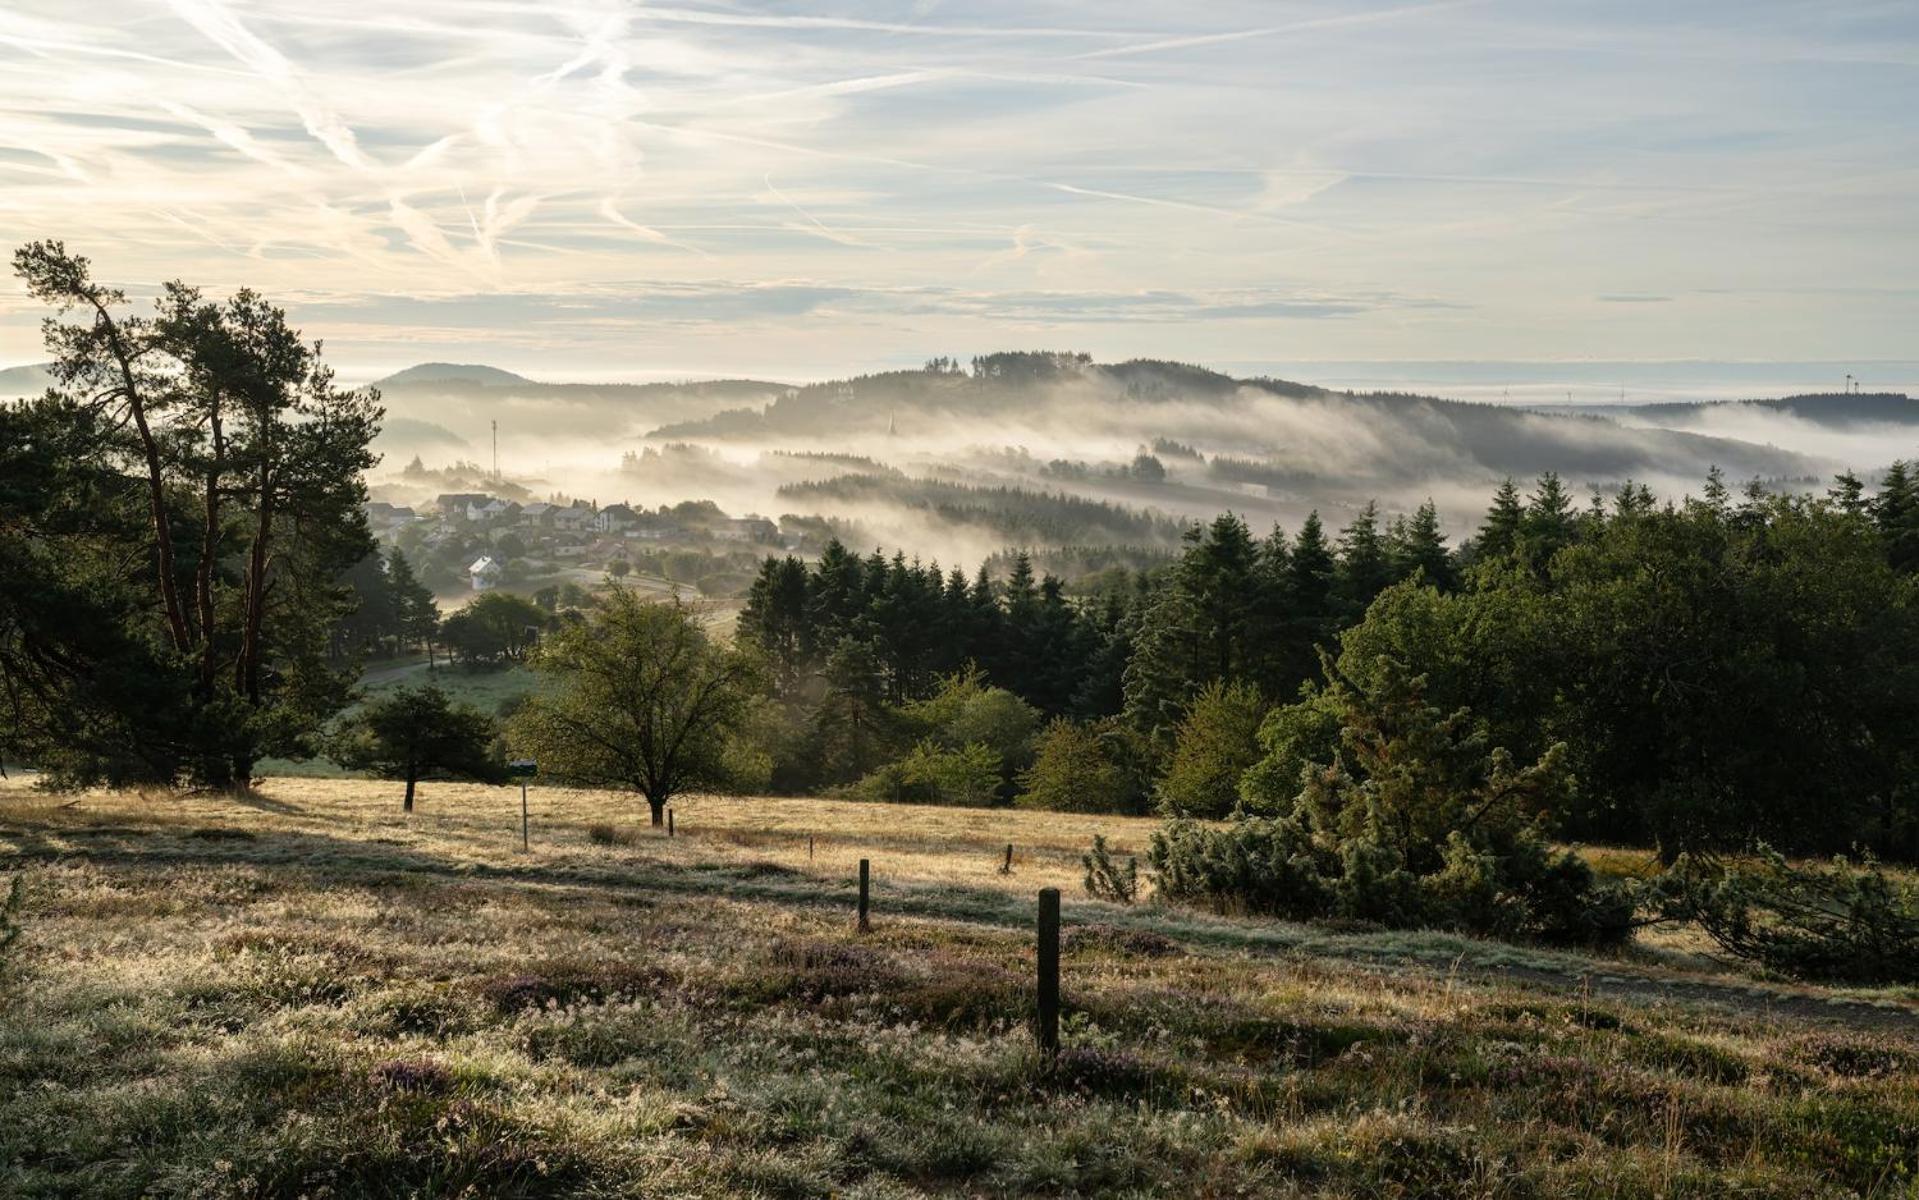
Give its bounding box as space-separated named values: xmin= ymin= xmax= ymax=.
xmin=1081 ymin=835 xmax=1139 ymax=904
xmin=1148 ymin=656 xmax=1635 ymax=944
xmin=1655 ymin=847 xmax=1919 ymax=983
xmin=586 ymin=823 xmax=637 ymax=846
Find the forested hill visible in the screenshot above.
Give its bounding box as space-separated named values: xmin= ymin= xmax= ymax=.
xmin=649 ymin=351 xmax=1821 ymax=484
xmin=368 ymin=369 xmax=791 ymax=443
xmin=1620 ymin=391 xmax=1919 ymax=428
xmin=375 ymin=362 xmax=534 ymax=387
xmin=0 ymin=361 xmax=56 ymax=396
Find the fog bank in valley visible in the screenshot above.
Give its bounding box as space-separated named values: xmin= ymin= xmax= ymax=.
xmin=350 ymin=354 xmax=1904 ymax=572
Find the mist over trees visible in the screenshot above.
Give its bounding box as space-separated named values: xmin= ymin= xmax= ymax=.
xmin=736 ymin=467 xmax=1919 ymax=863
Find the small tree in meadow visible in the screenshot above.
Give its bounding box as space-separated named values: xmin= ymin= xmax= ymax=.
xmin=508 ymin=587 xmax=763 ymax=825
xmin=332 ymin=685 xmax=502 ymax=812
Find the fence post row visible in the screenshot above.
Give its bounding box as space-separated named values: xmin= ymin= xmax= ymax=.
xmin=857 ymin=857 xmax=871 ymax=933
xmin=1037 ymin=886 xmax=1060 ymax=1055
xmin=508 ymin=758 xmax=536 ymax=852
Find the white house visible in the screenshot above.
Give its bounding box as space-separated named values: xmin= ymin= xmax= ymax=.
xmin=594 ymin=503 xmax=639 ymax=533
xmin=548 ymin=503 xmax=593 ymax=531
xmin=468 ymin=555 xmax=502 ymax=590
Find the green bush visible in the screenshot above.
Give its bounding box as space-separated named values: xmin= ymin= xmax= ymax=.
xmin=1656 ymin=848 xmax=1919 ymax=983
xmin=1236 ymin=684 xmax=1341 ymax=817
xmin=851 ymin=739 xmax=1001 ymax=806
xmin=1148 ymin=655 xmax=1635 ymax=944
xmin=1155 ymin=680 xmax=1265 ymax=818
xmin=1018 ymin=718 xmax=1139 ymax=813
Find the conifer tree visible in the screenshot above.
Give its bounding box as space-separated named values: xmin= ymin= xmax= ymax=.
xmin=1336 ymin=501 xmax=1393 ymax=616
xmin=1475 ymin=478 xmax=1525 ymax=561
xmin=1390 ymin=499 xmax=1455 ymax=591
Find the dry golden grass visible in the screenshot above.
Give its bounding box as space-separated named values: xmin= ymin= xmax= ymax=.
xmin=2 ymin=774 xmax=1916 ymax=1198
xmin=0 ymin=774 xmax=1158 ymax=895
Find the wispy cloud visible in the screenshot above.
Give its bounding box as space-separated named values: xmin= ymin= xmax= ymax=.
xmin=164 ymin=0 xmax=373 ymax=168
xmin=0 ymin=0 xmax=1914 ymax=378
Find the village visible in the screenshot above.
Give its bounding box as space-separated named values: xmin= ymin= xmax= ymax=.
xmin=361 ymin=490 xmax=796 ymax=599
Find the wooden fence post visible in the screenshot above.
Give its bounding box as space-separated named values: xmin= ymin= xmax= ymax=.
xmin=808 ymin=834 xmax=815 ymax=862
xmin=857 ymin=858 xmax=871 ymax=933
xmin=1037 ymin=887 xmax=1060 ymax=1055
xmin=667 ymin=808 xmax=675 ymax=838
xmin=1000 ymin=843 xmax=1014 ymax=874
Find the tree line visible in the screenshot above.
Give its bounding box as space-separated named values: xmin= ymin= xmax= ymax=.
xmin=737 ymin=469 xmax=1919 ymax=863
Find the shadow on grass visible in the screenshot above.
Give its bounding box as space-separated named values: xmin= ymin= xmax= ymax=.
xmin=4 ymin=817 xmax=1916 ymax=1034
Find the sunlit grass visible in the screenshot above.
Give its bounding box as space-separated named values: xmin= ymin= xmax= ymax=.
xmin=1 ymin=776 xmax=1914 ymax=1197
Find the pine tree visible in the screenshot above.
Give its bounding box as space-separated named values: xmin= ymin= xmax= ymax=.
xmin=1336 ymin=501 xmax=1393 ymax=616
xmin=1523 ymin=472 xmax=1576 ymax=566
xmin=1288 ymin=511 xmax=1335 ymax=615
xmin=1279 ymin=511 xmax=1338 ymax=691
xmin=1185 ymin=512 xmax=1259 ymax=681
xmin=1391 ymin=499 xmax=1455 ymax=591
xmin=387 ymin=549 xmax=438 ymax=662
xmin=1702 ymin=465 xmax=1731 ymax=513
xmin=1875 ymin=461 xmax=1919 ymax=572
xmin=1475 ymin=478 xmax=1524 ymax=561
xmin=1828 ymin=471 xmax=1868 ymax=517
xmin=739 ymin=555 xmax=813 ymax=697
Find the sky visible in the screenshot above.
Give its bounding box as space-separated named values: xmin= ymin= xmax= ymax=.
xmin=2 ymin=0 xmax=1917 ymax=389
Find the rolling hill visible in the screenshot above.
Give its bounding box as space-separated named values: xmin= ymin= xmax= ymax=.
xmin=649 ymin=352 xmax=1828 ymax=490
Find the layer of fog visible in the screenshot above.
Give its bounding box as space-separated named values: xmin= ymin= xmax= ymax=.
xmin=369 ymin=372 xmax=1867 ymax=569
xmin=1610 ymin=407 xmax=1917 ymax=475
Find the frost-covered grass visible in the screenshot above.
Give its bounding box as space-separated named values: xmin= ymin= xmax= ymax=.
xmin=1 ymin=778 xmax=1915 ymax=1197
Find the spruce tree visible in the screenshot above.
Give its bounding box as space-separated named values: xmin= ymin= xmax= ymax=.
xmin=1523 ymin=472 xmax=1576 ymax=566
xmin=1475 ymin=478 xmax=1524 ymax=562
xmin=1335 ymin=501 xmax=1393 ymax=616
xmin=1391 ymin=499 xmax=1455 ymax=591
xmin=1828 ymin=471 xmax=1868 ymax=517
xmin=1875 ymin=461 xmax=1919 ymax=572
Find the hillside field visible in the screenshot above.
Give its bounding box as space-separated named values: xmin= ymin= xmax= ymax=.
xmin=1 ymin=777 xmax=1916 ymax=1198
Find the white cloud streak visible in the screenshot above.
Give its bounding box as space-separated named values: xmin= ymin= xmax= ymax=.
xmin=0 ymin=0 xmax=1913 ymax=381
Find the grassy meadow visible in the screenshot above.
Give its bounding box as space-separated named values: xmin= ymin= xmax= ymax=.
xmin=1 ymin=776 xmax=1916 ymax=1198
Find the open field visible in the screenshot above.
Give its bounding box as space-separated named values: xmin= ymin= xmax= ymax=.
xmin=2 ymin=777 xmax=1916 ymax=1198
